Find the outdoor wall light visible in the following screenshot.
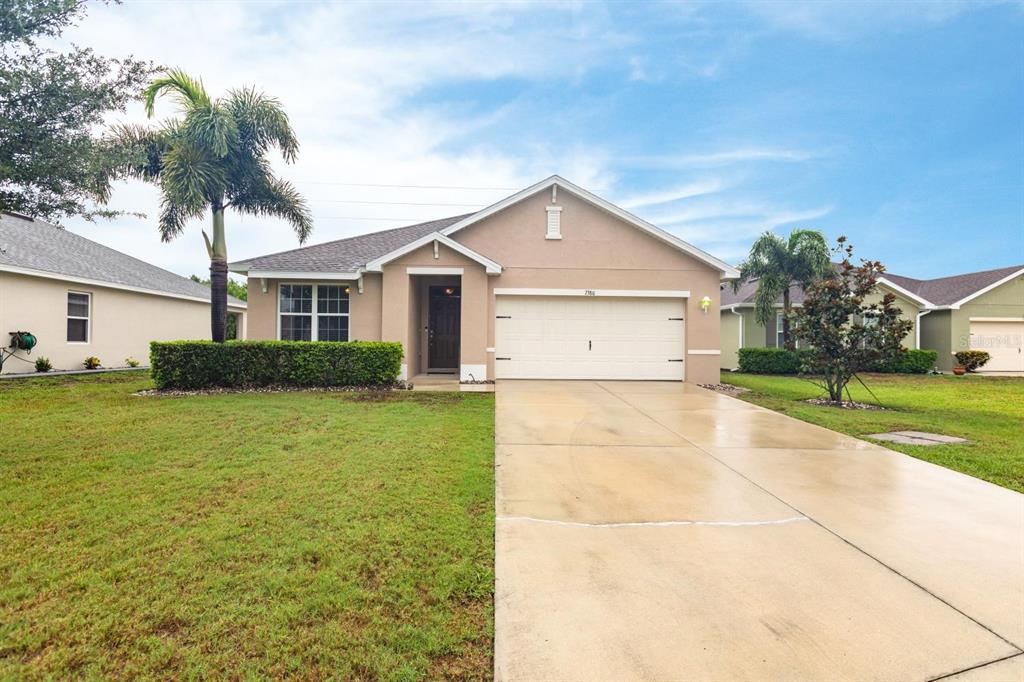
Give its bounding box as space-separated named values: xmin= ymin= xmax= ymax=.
xmin=700 ymin=295 xmax=712 ymax=314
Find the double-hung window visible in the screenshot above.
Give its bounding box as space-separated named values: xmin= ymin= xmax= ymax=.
xmin=67 ymin=292 xmax=91 ymax=343
xmin=775 ymin=313 xmax=785 ymax=348
xmin=278 ymin=284 xmax=350 ymax=341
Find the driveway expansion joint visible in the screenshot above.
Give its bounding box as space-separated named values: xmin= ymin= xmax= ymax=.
xmin=927 ymin=651 xmax=1024 ymax=681
xmin=497 ymin=515 xmax=811 ymax=528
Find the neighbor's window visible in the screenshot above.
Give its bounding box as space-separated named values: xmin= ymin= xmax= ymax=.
xmin=278 ymin=284 xmax=350 ymax=341
xmin=776 ymin=312 xmax=799 ymax=349
xmin=67 ymin=291 xmax=90 ymax=343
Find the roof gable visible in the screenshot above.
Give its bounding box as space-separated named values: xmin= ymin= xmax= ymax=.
xmin=439 ymin=175 xmax=739 ymax=279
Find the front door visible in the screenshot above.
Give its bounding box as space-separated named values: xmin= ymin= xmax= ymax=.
xmin=428 ymin=285 xmax=461 ymax=371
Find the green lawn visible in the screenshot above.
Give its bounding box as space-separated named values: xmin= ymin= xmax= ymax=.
xmin=721 ymin=372 xmax=1024 ymax=493
xmin=0 ymin=373 xmax=495 ymax=680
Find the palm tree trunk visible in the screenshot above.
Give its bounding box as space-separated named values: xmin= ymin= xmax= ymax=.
xmin=782 ymin=288 xmax=793 ymax=350
xmin=209 ymin=208 xmax=228 ymax=343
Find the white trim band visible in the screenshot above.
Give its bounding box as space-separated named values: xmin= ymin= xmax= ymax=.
xmin=247 ymin=270 xmax=360 ymax=281
xmin=407 ymin=266 xmax=464 ymax=275
xmin=687 ymin=349 xmax=721 ymax=355
xmin=969 ymin=317 xmax=1024 ymax=322
xmin=494 ymin=288 xmax=690 ymax=298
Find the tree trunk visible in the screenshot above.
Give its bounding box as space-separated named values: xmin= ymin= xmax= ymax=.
xmin=782 ymin=288 xmax=793 ymax=350
xmin=209 ymin=208 xmax=228 ymax=343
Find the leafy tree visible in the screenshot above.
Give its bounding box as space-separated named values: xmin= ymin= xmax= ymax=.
xmin=106 ymin=70 xmax=312 ymax=342
xmin=734 ymin=229 xmax=832 ymax=349
xmin=791 ymin=237 xmax=913 ymax=403
xmin=190 ymin=274 xmax=247 ymax=301
xmin=0 ymin=0 xmax=153 ymax=221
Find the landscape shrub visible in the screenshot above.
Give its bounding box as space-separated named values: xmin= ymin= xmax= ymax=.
xmin=737 ymin=347 xmax=811 ymax=374
xmin=83 ymin=356 xmax=101 ymax=369
xmin=150 ymin=340 xmax=404 ymax=390
xmin=871 ymin=348 xmax=938 ymax=374
xmin=34 ymin=356 xmax=52 ymax=372
xmin=125 ymin=357 xmax=140 ymax=368
xmin=954 ymin=350 xmax=991 ymax=372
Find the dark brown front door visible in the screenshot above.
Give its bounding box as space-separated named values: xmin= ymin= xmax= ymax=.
xmin=428 ymin=285 xmax=461 ymax=370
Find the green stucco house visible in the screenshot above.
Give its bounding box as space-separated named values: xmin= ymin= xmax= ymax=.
xmin=721 ymin=264 xmax=1023 ymax=374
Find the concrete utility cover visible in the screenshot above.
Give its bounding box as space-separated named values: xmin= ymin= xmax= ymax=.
xmin=867 ymin=430 xmax=968 ymax=446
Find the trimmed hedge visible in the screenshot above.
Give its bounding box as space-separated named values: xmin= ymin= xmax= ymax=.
xmin=871 ymin=348 xmax=938 ymax=374
xmin=737 ymin=347 xmax=810 ymax=374
xmin=150 ymin=340 xmax=403 ymax=390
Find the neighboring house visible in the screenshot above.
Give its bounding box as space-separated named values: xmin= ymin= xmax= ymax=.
xmin=0 ymin=212 xmax=247 ymax=374
xmin=231 ymin=176 xmax=739 ymax=384
xmin=721 ymin=264 xmax=1024 ymax=373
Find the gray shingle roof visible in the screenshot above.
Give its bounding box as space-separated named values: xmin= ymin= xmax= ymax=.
xmin=722 ymin=263 xmax=1024 ymax=308
xmin=231 ymin=214 xmax=472 ymax=273
xmin=882 ymin=265 xmax=1023 ymax=306
xmin=0 ymin=212 xmax=245 ymax=306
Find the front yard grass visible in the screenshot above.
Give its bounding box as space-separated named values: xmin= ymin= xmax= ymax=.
xmin=721 ymin=372 xmax=1024 ymax=493
xmin=0 ymin=372 xmax=494 ymax=680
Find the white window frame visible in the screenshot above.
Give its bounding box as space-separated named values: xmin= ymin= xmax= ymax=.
xmin=277 ymin=283 xmax=351 ymax=341
xmin=776 ymin=312 xmax=801 ymax=349
xmin=67 ymin=290 xmax=91 ymax=344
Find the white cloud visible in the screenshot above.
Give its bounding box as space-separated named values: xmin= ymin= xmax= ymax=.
xmin=622 ymin=148 xmax=820 ymax=169
xmin=618 ymin=178 xmax=726 ymax=209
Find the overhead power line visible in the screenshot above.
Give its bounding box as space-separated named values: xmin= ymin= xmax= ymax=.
xmin=316 ymin=215 xmax=445 ymax=222
xmin=309 ymin=199 xmax=484 ymax=207
xmin=294 ymin=180 xmax=518 ymax=191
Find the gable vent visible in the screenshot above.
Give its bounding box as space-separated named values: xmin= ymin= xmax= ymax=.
xmin=546 ymin=205 xmax=563 ymax=240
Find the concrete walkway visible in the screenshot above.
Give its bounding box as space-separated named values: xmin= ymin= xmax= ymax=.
xmin=495 ymin=380 xmax=1024 ymax=681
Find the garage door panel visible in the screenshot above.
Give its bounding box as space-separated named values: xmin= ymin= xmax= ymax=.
xmin=495 ymin=296 xmax=685 ymax=381
xmin=969 ymin=320 xmax=1024 ymax=372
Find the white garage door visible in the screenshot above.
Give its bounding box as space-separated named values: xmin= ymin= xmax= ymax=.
xmin=969 ymin=320 xmax=1024 ymax=372
xmin=494 ymin=296 xmax=685 ymax=380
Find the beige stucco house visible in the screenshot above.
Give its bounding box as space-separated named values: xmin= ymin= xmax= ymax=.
xmin=231 ymin=176 xmax=739 ymax=384
xmin=721 ymin=264 xmax=1024 ymax=373
xmin=0 ymin=212 xmax=246 ymax=374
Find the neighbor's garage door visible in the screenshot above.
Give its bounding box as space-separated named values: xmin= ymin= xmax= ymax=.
xmin=969 ymin=320 xmax=1024 ymax=372
xmin=494 ymin=296 xmax=685 ymax=380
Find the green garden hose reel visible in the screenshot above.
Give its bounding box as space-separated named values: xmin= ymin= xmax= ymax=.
xmin=1 ymin=330 xmax=37 ymax=372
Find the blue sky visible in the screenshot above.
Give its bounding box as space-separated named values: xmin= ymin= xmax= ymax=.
xmin=64 ymin=1 xmax=1023 ymax=280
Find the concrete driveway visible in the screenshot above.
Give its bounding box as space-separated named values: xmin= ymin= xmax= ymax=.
xmin=495 ymin=381 xmax=1024 ymax=681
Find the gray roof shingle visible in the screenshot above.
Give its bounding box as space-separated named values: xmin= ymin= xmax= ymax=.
xmin=722 ymin=263 xmax=1024 ymax=308
xmin=882 ymin=265 xmax=1023 ymax=306
xmin=231 ymin=214 xmax=472 ymax=273
xmin=0 ymin=212 xmax=245 ymax=306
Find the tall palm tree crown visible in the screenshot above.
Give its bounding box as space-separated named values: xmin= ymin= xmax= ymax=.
xmin=105 ymin=69 xmax=312 ymax=341
xmin=734 ymin=229 xmax=832 ymax=350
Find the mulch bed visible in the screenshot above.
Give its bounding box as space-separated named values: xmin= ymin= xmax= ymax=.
xmin=699 ymin=383 xmax=751 ymax=396
xmin=134 ymin=382 xmax=412 ymax=397
xmin=802 ymin=398 xmax=888 ymax=410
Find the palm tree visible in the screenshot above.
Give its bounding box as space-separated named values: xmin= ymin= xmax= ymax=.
xmin=734 ymin=229 xmax=832 ymax=350
xmin=105 ymin=70 xmax=312 ymax=341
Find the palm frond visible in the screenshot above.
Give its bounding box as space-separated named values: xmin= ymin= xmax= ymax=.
xmin=225 ymin=86 xmax=300 ymax=161
xmin=160 ymin=143 xmax=226 ymax=210
xmin=181 ymin=103 xmax=238 ymax=158
xmin=101 ymin=122 xmax=174 ymax=183
xmin=143 ymin=69 xmax=211 ymax=118
xmin=157 ymin=196 xmax=205 ymax=243
xmin=230 ymin=173 xmax=313 ymax=243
